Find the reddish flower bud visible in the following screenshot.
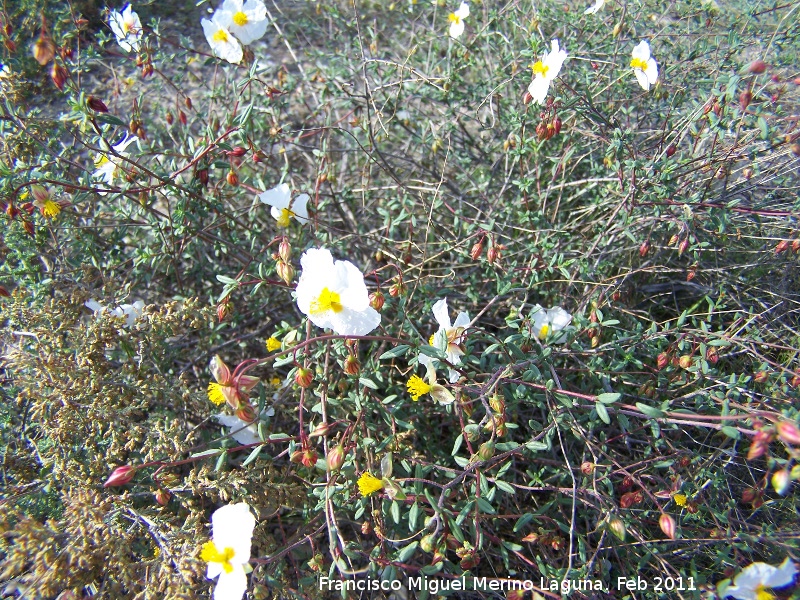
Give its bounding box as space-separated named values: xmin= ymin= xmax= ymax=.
xmin=290 ymin=449 xmax=304 ymax=463
xmin=154 ymin=489 xmax=171 ymax=506
xmin=678 ymin=355 xmax=692 ymax=369
xmin=388 ymin=281 xmax=405 ymax=297
xmin=6 ymin=202 xmax=19 ymax=219
xmin=229 ymin=146 xmax=247 ymax=158
xmin=657 ymin=353 xmax=669 ymax=370
xmin=536 ymin=121 xmax=547 ymax=141
xmin=753 ymin=370 xmax=769 ymax=383
xmin=580 ymin=462 xmax=595 ymax=475
xmin=686 ymin=267 xmax=696 ymax=282
xmin=51 ymin=63 xmax=68 ymax=90
xmin=326 ymin=445 xmax=345 ymax=471
xmin=197 ymin=168 xmax=209 ymax=186
xmin=295 ymin=367 xmax=313 ymax=388
xmin=343 ymin=355 xmax=360 ymax=375
xmin=553 ymin=117 xmax=562 ymax=135
xmin=104 ymin=465 xmax=137 ymax=487
xmin=739 ymin=90 xmax=752 ymax=111
xmin=792 ymin=239 xmax=800 ymax=253
xmin=747 ymin=438 xmax=769 ymax=461
xmin=741 ymin=488 xmax=756 ymax=503
xmin=522 ymin=91 xmax=533 ymax=105
xmin=301 ymin=448 xmax=318 ymax=468
xmin=178 ymin=110 xmax=187 ymax=126
xmin=226 ymin=170 xmax=239 ymax=187
xmin=235 ymin=403 xmax=257 ymax=423
xmin=619 ymin=491 xmax=638 ymax=508
xmin=659 ymin=514 xmax=676 ymax=540
xmin=369 ymin=291 xmax=385 ymax=311
xmin=87 ymin=96 xmax=109 ymax=113
xmin=32 ymin=35 xmax=56 ymax=66
xmin=217 ymin=299 xmax=232 ymax=322
xmin=23 ymin=220 xmax=35 ymax=236
xmin=278 ymin=238 xmax=291 ymax=263
xmin=185 ymin=96 xmax=193 ymax=109
xmin=706 ymin=347 xmax=719 ymax=364
xmin=748 ymin=59 xmax=767 ymax=74
xmin=487 ymin=246 xmax=499 ymax=264
xmin=776 ymin=421 xmax=800 ymax=446
xmin=165 ymin=112 xmax=174 ymax=125
xmin=678 ymin=238 xmax=689 ymax=256
xmin=771 ymin=74 xmax=780 ymax=83
xmin=666 ymin=144 xmax=676 ymax=157
xmin=668 ymin=234 xmax=679 ymax=246
xmin=0 ymin=285 xmax=10 ymax=297
xmin=775 ymin=240 xmax=790 ymax=254
xmin=470 ymin=241 xmax=484 ymax=260
xmin=309 ymin=422 xmax=334 ymax=438
xmin=639 ymin=241 xmax=650 ymax=257
xmin=4 ymin=39 xmax=16 ymax=53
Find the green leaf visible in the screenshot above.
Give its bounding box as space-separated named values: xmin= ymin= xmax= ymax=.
xmin=397 ymin=542 xmax=418 ymax=562
xmin=636 ymin=402 xmax=665 ymax=418
xmin=597 ymin=392 xmax=620 ymax=404
xmin=721 ymin=426 xmax=741 ymax=439
xmin=242 ymin=445 xmax=263 ymax=466
xmin=596 ymin=402 xmax=610 ymax=425
xmin=358 ymin=377 xmax=378 ymax=390
xmin=379 ymin=345 xmax=410 ymax=359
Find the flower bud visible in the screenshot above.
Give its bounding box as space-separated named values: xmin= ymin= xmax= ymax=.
xmin=32 ymin=35 xmax=56 ymax=66
xmin=301 ymin=448 xmax=318 ymax=468
xmin=657 ymin=353 xmax=669 ymax=370
xmin=608 ymin=516 xmax=626 ymax=540
xmin=369 ymin=291 xmax=385 ymax=311
xmin=775 ymin=240 xmax=789 ymax=254
xmin=197 ymin=168 xmax=209 ymax=186
xmin=489 ymin=393 xmax=505 ymax=415
xmin=278 ymin=238 xmax=291 ymax=263
xmin=535 ymin=121 xmax=547 ymax=141
xmin=4 ymin=39 xmax=16 ymax=53
xmin=612 ymin=23 xmax=622 ymax=37
xmin=659 ymin=514 xmax=676 ymax=540
xmin=165 ymin=111 xmax=174 ymax=125
xmin=470 ymin=241 xmax=484 ymax=260
xmin=229 ymin=146 xmax=247 ymax=158
xmin=276 ymin=260 xmax=295 ymax=285
xmin=522 ymin=91 xmax=533 ymax=105
xmin=216 ymin=299 xmax=232 ymax=322
xmin=154 ymin=489 xmax=171 ymax=506
xmin=668 ymin=234 xmax=679 ymax=246
xmin=184 ymin=96 xmax=193 ymax=109
xmin=753 ymin=370 xmax=769 ymax=383
xmin=388 ymin=281 xmax=405 ymax=297
xmin=419 ymin=534 xmax=436 ymax=553
xmin=792 ymin=239 xmax=800 ymax=253
xmin=678 ymin=238 xmax=689 ymax=255
xmin=23 ymin=220 xmax=35 ymax=236
xmin=678 ymin=355 xmax=692 ymax=369
xmin=580 ymin=462 xmax=595 ymax=475
xmin=776 ymin=421 xmax=800 ymax=446
xmin=290 ymin=449 xmax=304 ymax=463
xmin=104 ymin=465 xmax=137 ymax=487
xmin=476 ymin=441 xmax=495 ymax=462
xmin=51 ymin=63 xmax=68 ymax=90
xmin=748 ymin=59 xmax=767 ymax=74
xmin=772 ymin=468 xmax=791 ymax=495
xmin=87 ymin=96 xmax=109 ymax=113
xmin=295 ymin=367 xmax=313 ymax=388
xmin=326 ymin=445 xmax=345 ymax=471
xmin=343 ymin=355 xmax=360 ymax=375
xmin=666 ymin=144 xmax=676 ymax=157
xmin=309 ymin=422 xmax=334 ymax=438
xmin=487 ymin=246 xmax=499 ymax=264
xmin=741 ymin=488 xmax=756 ymax=503
xmin=226 ymin=170 xmax=239 ymax=187
xmin=742 ymin=166 xmax=754 ymax=179
xmin=747 ymin=438 xmax=769 ymax=461
xmin=553 ymin=117 xmax=562 ymax=135
xmin=235 ymin=403 xmax=257 ymax=423
xmin=706 ymin=347 xmax=719 ymax=364
xmin=178 ymin=110 xmax=187 ymax=126
xmin=639 ymin=241 xmax=650 ymax=257
xmin=739 ymin=90 xmax=752 ymax=111
xmin=0 ymin=285 xmax=9 ymax=297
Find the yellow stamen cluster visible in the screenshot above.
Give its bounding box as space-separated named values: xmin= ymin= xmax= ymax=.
xmin=537 ymin=324 xmax=550 ymax=340
xmin=532 ymin=61 xmax=549 ymax=77
xmin=755 ymin=585 xmax=776 ymax=600
xmin=310 ymin=287 xmax=343 ymax=315
xmin=357 ymin=472 xmax=384 ymax=497
xmin=42 ymin=200 xmax=61 ymax=218
xmin=407 ymin=375 xmax=431 ymax=401
xmin=277 ymin=207 xmax=295 ymax=228
xmin=233 ymin=11 xmax=249 ymax=26
xmin=630 ymin=57 xmax=648 ymax=70
xmin=213 ymin=29 xmax=229 ymax=43
xmin=428 ymin=334 xmax=436 ymax=346
xmin=200 ymin=541 xmax=236 ymax=574
xmin=672 ymin=493 xmax=687 ymax=507
xmin=266 ymin=337 xmax=281 ymax=352
xmin=208 ymin=382 xmax=227 ymax=405
xmin=448 ymin=13 xmax=461 ymax=24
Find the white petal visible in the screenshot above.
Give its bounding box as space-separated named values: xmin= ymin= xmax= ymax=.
xmin=453 ymin=311 xmax=470 ymax=330
xmin=527 ymin=77 xmax=551 ymax=105
xmin=258 ymin=184 xmax=291 ymax=210
xmin=85 ymin=299 xmax=104 ymax=314
xmin=335 ymin=259 xmax=370 ymax=311
xmin=214 ymin=414 xmax=261 ymax=445
xmin=547 ymin=307 xmax=572 ymax=331
xmin=449 ymin=19 xmax=465 ymax=39
xmin=270 ymin=206 xmax=283 ymax=221
xmin=767 ymin=557 xmax=798 ymax=588
xmin=447 ymin=368 xmax=460 ymax=383
xmin=211 ymin=503 xmax=255 ymax=560
xmin=633 ymin=68 xmax=650 ymax=90
xmin=213 ymin=566 xmax=248 ymax=600
xmin=431 ymin=298 xmax=452 ymax=330
xmin=632 ymin=40 xmax=650 ymax=62
xmin=646 ymin=58 xmax=659 ymax=85
xmin=544 ymin=40 xmax=568 ymax=79
xmin=328 ymin=306 xmax=381 ymax=336
xmin=530 ymin=304 xmax=548 ymax=334
xmin=455 ymin=2 xmax=469 ymax=18
xmin=292 ymin=194 xmax=309 ymax=222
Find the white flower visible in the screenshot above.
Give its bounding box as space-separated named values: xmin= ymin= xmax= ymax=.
xmin=202 ymin=13 xmax=243 ymax=64
xmin=201 ymin=503 xmax=256 ymax=600
xmin=214 ymin=410 xmax=273 ymax=445
xmin=584 ymin=0 xmax=605 ymax=14
xmin=724 ymin=557 xmax=797 ymax=600
xmin=448 ymin=2 xmax=469 ymax=39
xmin=108 ymin=4 xmax=143 ymax=53
xmin=295 ymin=248 xmax=381 ymax=336
xmin=630 ymin=40 xmax=658 ymax=91
xmin=419 ymin=298 xmax=469 ymax=383
xmin=85 ymin=298 xmax=145 ymax=327
xmin=93 ymin=135 xmax=138 ymax=193
xmin=258 ymin=184 xmax=309 ymax=227
xmin=530 ymin=304 xmax=572 ymax=343
xmin=216 ymin=0 xmax=268 ymax=45
xmin=527 ymin=39 xmax=568 ymax=105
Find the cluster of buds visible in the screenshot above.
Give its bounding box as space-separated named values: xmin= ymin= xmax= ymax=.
xmin=520 ymin=530 xmax=565 ymax=551
xmin=486 ymin=242 xmax=504 ymax=266
xmin=290 ymin=441 xmax=318 ymax=468
xmin=135 ymin=55 xmax=154 ymax=78
xmin=775 ymin=239 xmax=800 ymax=254
xmin=619 ymin=490 xmax=644 ymax=508
xmin=483 ymin=393 xmax=507 ymax=437
xmin=275 ymin=237 xmax=294 ymax=285
xmin=534 ymin=99 xmax=563 ymax=142
xmin=455 ymin=542 xmax=479 ymax=570
xmin=747 ymin=420 xmax=800 ymax=461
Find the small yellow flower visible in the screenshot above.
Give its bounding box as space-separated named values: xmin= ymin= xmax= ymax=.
xmin=357 ymin=472 xmax=384 ymax=497
xmin=270 ymin=376 xmax=281 ymax=386
xmin=672 ymin=493 xmax=688 ymax=507
xmin=407 ymin=375 xmax=432 ymax=401
xmin=266 ymin=337 xmax=281 ymax=352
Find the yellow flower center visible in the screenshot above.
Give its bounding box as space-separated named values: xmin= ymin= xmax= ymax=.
xmin=357 ymin=472 xmax=384 ymax=497
xmin=213 ymin=29 xmax=230 ymax=43
xmin=266 ymin=337 xmax=281 ymax=352
xmin=200 ymin=541 xmax=236 ymax=574
xmin=631 ymin=57 xmax=648 ymax=70
xmin=208 ymin=382 xmax=228 ymax=405
xmin=532 ymin=61 xmax=549 ymax=77
xmin=407 ymin=375 xmax=432 ymax=401
xmin=270 ymin=376 xmax=281 ymax=386
xmin=276 ymin=208 xmax=295 ymax=228
xmin=310 ymin=288 xmax=343 ymax=315
xmin=448 ymin=13 xmax=461 ymax=24
xmin=672 ymin=493 xmax=687 ymax=507
xmin=755 ymin=585 xmax=775 ymax=600
xmin=233 ymin=11 xmax=249 ymax=26
xmin=95 ymin=155 xmax=110 ymax=167
xmin=122 ymin=18 xmax=135 ymax=33
xmin=42 ymin=199 xmax=61 ymax=218
xmin=538 ymin=323 xmax=550 ymax=340
xmin=429 ymin=334 xmax=436 ymax=346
